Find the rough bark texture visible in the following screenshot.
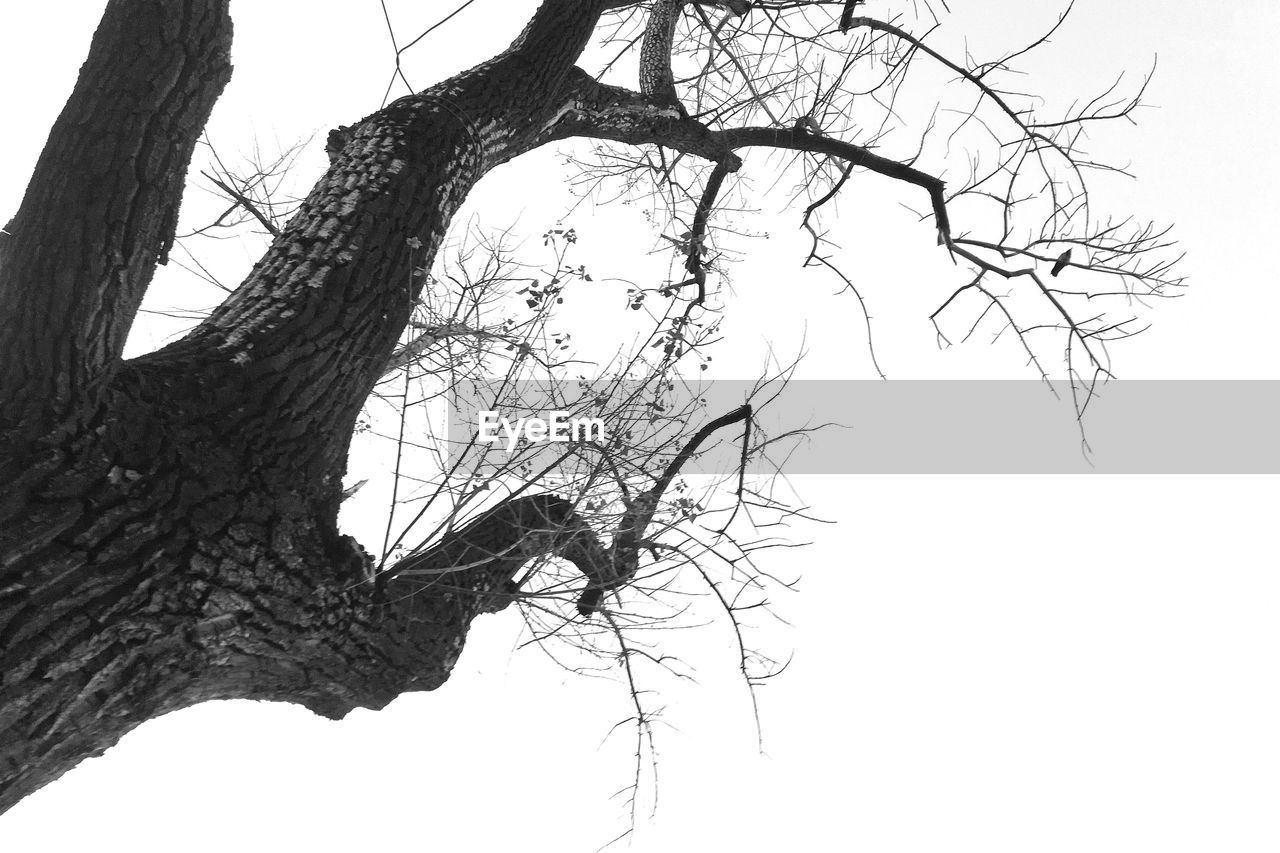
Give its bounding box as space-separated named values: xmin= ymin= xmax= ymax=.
xmin=640 ymin=0 xmax=686 ymax=108
xmin=0 ymin=0 xmax=233 ymax=443
xmin=0 ymin=0 xmax=929 ymax=816
xmin=0 ymin=0 xmax=624 ymax=815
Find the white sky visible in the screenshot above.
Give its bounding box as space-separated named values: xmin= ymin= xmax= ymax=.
xmin=2 ymin=2 xmax=1280 ymax=850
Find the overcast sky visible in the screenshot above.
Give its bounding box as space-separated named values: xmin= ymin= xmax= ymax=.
xmin=2 ymin=2 xmax=1279 ymax=850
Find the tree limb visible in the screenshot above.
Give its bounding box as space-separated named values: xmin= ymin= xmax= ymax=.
xmin=0 ymin=0 xmax=233 ymax=438
xmin=715 ymin=125 xmax=951 ymax=239
xmin=640 ymin=1 xmax=686 ymax=110
xmin=128 ymin=1 xmax=616 ymax=479
xmin=202 ymin=172 xmax=282 ymax=238
xmin=543 ymin=67 xmax=742 ymax=168
xmin=577 ymin=404 xmax=753 ymax=615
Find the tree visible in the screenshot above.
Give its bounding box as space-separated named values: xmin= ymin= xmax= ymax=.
xmin=0 ymin=0 xmax=1177 ymax=816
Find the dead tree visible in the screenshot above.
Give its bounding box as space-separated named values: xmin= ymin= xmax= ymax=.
xmin=0 ymin=0 xmax=1177 ymax=813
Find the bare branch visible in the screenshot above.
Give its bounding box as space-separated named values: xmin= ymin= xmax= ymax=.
xmin=640 ymin=1 xmax=686 ymax=109
xmin=202 ymin=172 xmax=282 ymax=238
xmin=716 ymin=125 xmax=951 ymax=237
xmin=577 ymin=404 xmax=753 ymax=615
xmin=543 ymin=67 xmax=743 ymax=167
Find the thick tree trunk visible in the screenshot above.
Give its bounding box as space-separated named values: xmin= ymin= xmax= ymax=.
xmin=0 ymin=0 xmax=613 ymax=815
xmin=0 ymin=0 xmax=233 ymax=443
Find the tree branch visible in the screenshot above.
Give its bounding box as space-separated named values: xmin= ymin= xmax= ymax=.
xmin=126 ymin=1 xmax=616 ymax=480
xmin=0 ymin=0 xmax=233 ymax=438
xmin=640 ymin=1 xmax=686 ymax=109
xmin=543 ymin=67 xmax=742 ymax=167
xmin=577 ymin=404 xmax=753 ymax=615
xmin=715 ymin=125 xmax=951 ymax=238
xmin=378 ymin=404 xmax=754 ymax=621
xmin=679 ymin=158 xmax=735 ymax=305
xmin=385 ymin=494 xmax=612 ymax=614
xmin=203 ymin=172 xmax=282 ymax=238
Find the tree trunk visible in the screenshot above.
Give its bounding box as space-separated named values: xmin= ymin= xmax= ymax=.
xmin=0 ymin=0 xmax=613 ymax=814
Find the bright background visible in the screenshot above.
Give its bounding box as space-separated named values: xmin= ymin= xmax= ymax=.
xmin=2 ymin=2 xmax=1279 ymax=850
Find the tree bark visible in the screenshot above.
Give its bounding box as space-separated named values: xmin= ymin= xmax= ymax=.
xmin=0 ymin=0 xmax=618 ymax=815
xmin=0 ymin=0 xmax=232 ymax=443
